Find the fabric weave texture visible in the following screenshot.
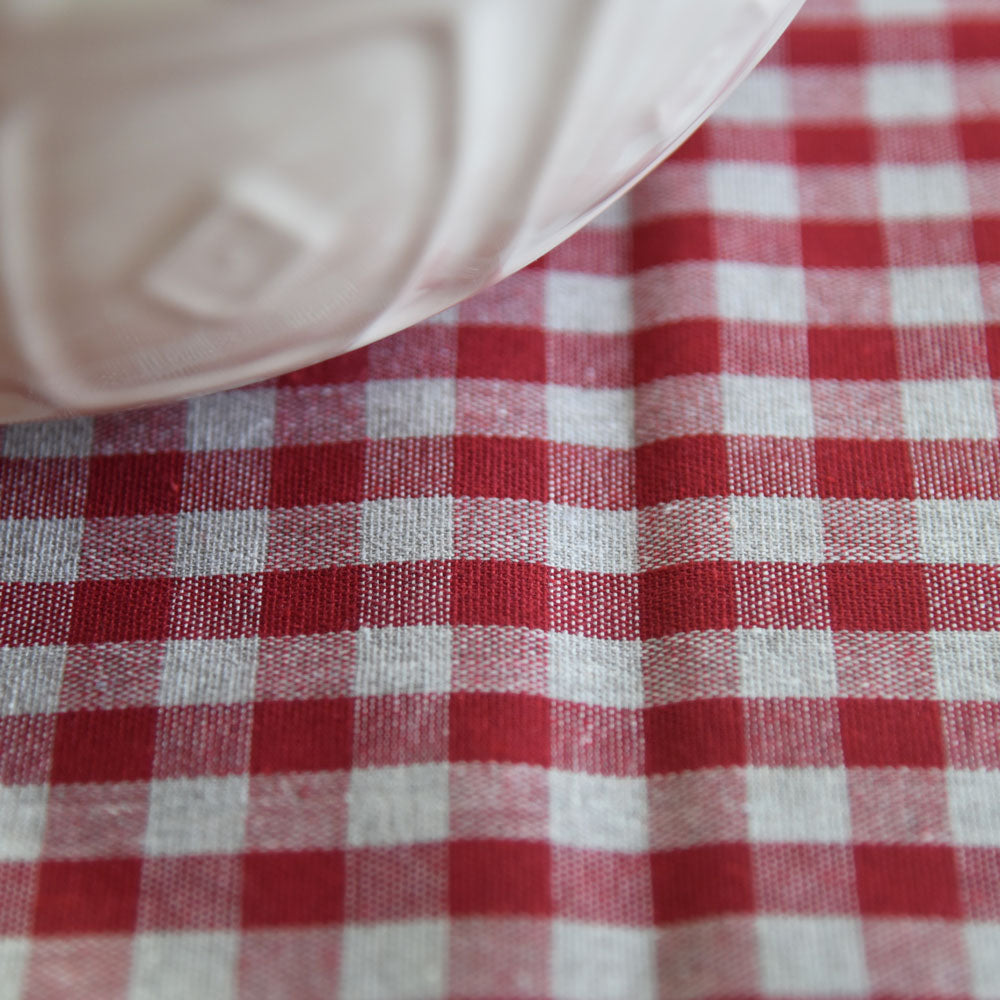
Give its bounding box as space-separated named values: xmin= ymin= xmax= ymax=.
xmin=3 ymin=0 xmax=1000 ymax=996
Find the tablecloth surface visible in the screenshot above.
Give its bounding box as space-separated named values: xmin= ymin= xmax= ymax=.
xmin=3 ymin=0 xmax=1000 ymax=997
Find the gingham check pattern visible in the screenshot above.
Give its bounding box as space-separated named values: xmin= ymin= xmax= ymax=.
xmin=3 ymin=1 xmax=1000 ymax=997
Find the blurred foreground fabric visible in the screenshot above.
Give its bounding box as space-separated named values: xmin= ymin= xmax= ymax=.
xmin=3 ymin=0 xmax=1000 ymax=996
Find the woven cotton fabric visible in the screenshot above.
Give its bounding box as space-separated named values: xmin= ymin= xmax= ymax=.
xmin=3 ymin=0 xmax=1000 ymax=996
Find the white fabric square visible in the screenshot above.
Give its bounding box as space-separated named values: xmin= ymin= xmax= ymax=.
xmin=0 ymin=645 xmax=65 ymax=716
xmin=934 ymin=633 xmax=1000 ymax=702
xmin=877 ymin=164 xmax=970 ymax=220
xmin=866 ymin=63 xmax=955 ymax=121
xmin=545 ymin=272 xmax=633 ymax=334
xmin=340 ymin=921 xmax=446 ymax=1000
xmin=757 ymin=916 xmax=868 ymax=996
xmin=918 ymin=500 xmax=1000 ymax=564
xmin=709 ymin=162 xmax=799 ymax=219
xmin=0 ymin=940 xmax=29 ymax=1000
xmin=0 ymin=517 xmax=83 ymax=583
xmin=966 ymin=923 xmax=1000 ymax=1000
xmin=0 ymin=784 xmax=47 ymax=861
xmin=546 ymin=386 xmax=634 ymax=449
xmin=891 ymin=266 xmax=984 ymax=326
xmin=547 ymin=505 xmax=637 ymax=574
xmin=2 ymin=418 xmax=92 ymax=458
xmin=738 ymin=629 xmax=838 ymax=698
xmin=548 ymin=635 xmax=644 ymax=709
xmin=158 ymin=638 xmax=258 ymax=706
xmin=729 ymin=497 xmax=823 ymax=563
xmin=552 ymin=922 xmax=655 ymax=1000
xmin=859 ymin=0 xmax=944 ymax=17
xmin=130 ymin=932 xmax=239 ymax=1000
xmin=716 ymin=263 xmax=807 ymax=323
xmin=902 ymin=379 xmax=997 ymax=440
xmin=366 ymin=378 xmax=455 ymax=439
xmin=746 ymin=767 xmax=851 ymax=844
xmin=715 ymin=66 xmax=790 ymax=123
xmin=948 ymin=771 xmax=1000 ymax=847
xmin=173 ymin=509 xmax=268 ymax=577
xmin=144 ymin=776 xmax=248 ymax=856
xmin=186 ymin=388 xmax=275 ymax=451
xmin=355 ymin=627 xmax=452 ymax=694
xmin=549 ymin=771 xmax=648 ymax=852
xmin=722 ymin=375 xmax=814 ymax=438
xmin=347 ymin=764 xmax=448 ymax=847
xmin=360 ymin=497 xmax=454 ymax=563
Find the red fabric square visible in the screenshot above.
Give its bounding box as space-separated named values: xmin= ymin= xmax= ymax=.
xmin=854 ymin=844 xmax=960 ymax=918
xmin=69 ymin=578 xmax=173 ymax=644
xmin=651 ymin=844 xmax=753 ymax=922
xmin=259 ymin=567 xmax=361 ymax=637
xmin=50 ymin=707 xmax=157 ymax=784
xmin=945 ymin=702 xmax=1000 ymax=770
xmin=269 ymin=443 xmax=365 ymax=508
xmin=815 ymin=438 xmax=914 ymax=499
xmin=645 ymin=699 xmax=746 ymax=774
xmin=277 ymin=346 xmax=369 ymax=386
xmin=786 ymin=24 xmax=862 ymax=64
xmin=639 ymin=562 xmax=736 ymax=638
xmin=961 ymin=118 xmax=1000 ymax=161
xmin=672 ymin=127 xmax=708 ymax=161
xmin=827 ymin=563 xmax=930 ymax=633
xmin=0 ymin=582 xmax=73 ymax=647
xmin=457 ymin=325 xmax=545 ymax=382
xmin=84 ymin=452 xmax=185 ymax=518
xmin=839 ymin=698 xmax=945 ymax=768
xmin=736 ymin=563 xmax=829 ymax=630
xmin=242 ymin=851 xmax=345 ymax=928
xmin=251 ymin=698 xmax=354 ymax=775
xmin=635 ymin=436 xmax=728 ymax=505
xmin=33 ymin=859 xmax=142 ymax=935
xmin=451 ymin=561 xmax=549 ymax=630
xmin=550 ymin=569 xmax=638 ymax=642
xmin=794 ymin=125 xmax=874 ymax=165
xmin=809 ymin=328 xmax=898 ymax=380
xmin=952 ymin=19 xmax=1000 ymax=61
xmin=449 ymin=840 xmax=552 ymax=916
xmin=633 ymin=321 xmax=721 ymax=380
xmin=987 ymin=326 xmax=1000 ymax=379
xmin=449 ymin=692 xmax=551 ymax=766
xmin=802 ymin=222 xmax=885 ymax=269
xmin=632 ymin=215 xmax=715 ymax=268
xmin=453 ymin=436 xmax=548 ymax=501
xmin=974 ymin=219 xmax=1000 ymax=265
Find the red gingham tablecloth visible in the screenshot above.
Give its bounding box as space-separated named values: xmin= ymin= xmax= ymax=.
xmin=4 ymin=1 xmax=1000 ymax=996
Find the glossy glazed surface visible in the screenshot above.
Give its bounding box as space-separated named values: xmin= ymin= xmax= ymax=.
xmin=0 ymin=0 xmax=803 ymax=420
